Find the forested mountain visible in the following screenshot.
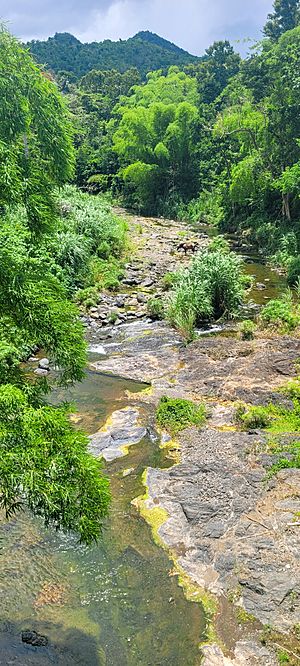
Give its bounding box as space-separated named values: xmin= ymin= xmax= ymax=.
xmin=26 ymin=30 xmax=199 ymax=78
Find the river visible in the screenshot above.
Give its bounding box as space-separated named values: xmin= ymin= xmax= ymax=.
xmin=0 ymin=361 xmax=205 ymax=665
xmin=0 ymin=234 xmax=286 ymax=665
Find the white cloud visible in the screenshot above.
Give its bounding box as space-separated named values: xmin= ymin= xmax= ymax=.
xmin=76 ymin=0 xmax=273 ymax=55
xmin=2 ymin=0 xmax=274 ymax=54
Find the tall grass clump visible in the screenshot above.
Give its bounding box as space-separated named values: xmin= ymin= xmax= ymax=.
xmin=260 ymin=291 xmax=300 ymax=332
xmin=167 ymin=249 xmax=245 ymax=340
xmin=43 ymin=185 xmax=127 ymax=295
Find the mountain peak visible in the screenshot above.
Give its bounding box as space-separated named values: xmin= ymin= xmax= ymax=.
xmin=132 ymin=31 xmax=191 ymax=55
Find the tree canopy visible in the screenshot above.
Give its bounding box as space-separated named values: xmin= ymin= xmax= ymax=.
xmin=26 ymin=31 xmax=199 ymax=79
xmin=264 ymin=0 xmax=300 ymax=40
xmin=0 ymin=28 xmax=110 ymax=543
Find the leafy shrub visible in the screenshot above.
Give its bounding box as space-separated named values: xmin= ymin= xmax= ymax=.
xmin=185 ymin=190 xmax=224 ymax=226
xmin=235 ymin=404 xmax=272 ymax=430
xmin=75 ymin=286 xmax=100 ymax=309
xmin=236 ymin=399 xmax=300 ymax=434
xmin=156 ymin=396 xmax=206 ymax=434
xmin=239 ymin=320 xmax=256 ymax=341
xmin=287 ymin=256 xmax=300 ymax=287
xmin=167 ymin=249 xmax=245 ymax=339
xmin=282 ymin=380 xmax=300 ymax=401
xmin=260 ymin=292 xmax=300 ymax=332
xmin=88 ymin=256 xmax=124 ymax=291
xmin=208 ymin=235 xmax=230 ymax=254
xmin=272 ymin=232 xmax=298 ymax=271
xmin=147 ymin=296 xmax=165 ymax=320
xmin=277 ymin=651 xmax=290 ymax=665
xmin=43 ymin=185 xmax=127 ymax=294
xmin=161 ymin=272 xmax=177 ymax=291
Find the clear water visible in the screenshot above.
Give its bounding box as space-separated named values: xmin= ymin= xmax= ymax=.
xmin=0 ymin=366 xmax=205 ymax=665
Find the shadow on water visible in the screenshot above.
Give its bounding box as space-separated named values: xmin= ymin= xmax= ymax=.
xmin=0 ymin=621 xmax=101 ymax=665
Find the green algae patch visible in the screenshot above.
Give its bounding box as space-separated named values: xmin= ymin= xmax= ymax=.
xmin=175 ymin=566 xmax=218 ymax=644
xmin=132 ymin=468 xmax=169 ymax=548
xmin=133 ymin=468 xmax=219 ymax=647
xmin=159 ymin=436 xmax=181 ymax=463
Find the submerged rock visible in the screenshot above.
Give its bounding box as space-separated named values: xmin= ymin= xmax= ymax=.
xmin=89 ymin=407 xmax=146 ymax=462
xmin=21 ymin=630 xmax=48 ymax=647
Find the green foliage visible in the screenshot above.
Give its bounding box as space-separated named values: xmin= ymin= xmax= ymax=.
xmin=287 ymin=256 xmax=300 ymax=286
xmin=0 ymin=385 xmax=110 ymax=544
xmin=27 ymin=31 xmax=198 ymax=79
xmin=161 ymin=272 xmax=178 ymax=291
xmin=239 ymin=320 xmax=256 ymax=340
xmin=89 ymin=256 xmax=125 ymax=292
xmin=271 ymin=233 xmax=298 ymax=271
xmin=235 ymin=404 xmax=273 ymax=430
xmin=187 ymin=41 xmax=241 ymax=105
xmin=208 ymin=236 xmax=231 ymax=254
xmin=113 ymin=69 xmax=200 ymax=214
xmin=0 ymin=28 xmax=74 ymax=234
xmin=236 ymin=398 xmax=300 ymax=435
xmin=156 ymin=396 xmax=206 ymax=435
xmin=282 ymin=379 xmax=300 ymax=400
xmin=260 ymin=292 xmax=300 ymax=331
xmin=42 ymin=186 xmax=127 ymax=294
xmin=184 ymin=191 xmax=225 ymax=226
xmin=264 ymin=0 xmax=300 ymax=40
xmin=75 ymin=286 xmax=101 ymax=309
xmin=0 ymin=30 xmax=112 ymax=542
xmin=167 ymin=250 xmax=245 ymax=339
xmin=277 ymin=652 xmax=290 ymax=665
xmin=147 ymin=297 xmax=165 ymax=320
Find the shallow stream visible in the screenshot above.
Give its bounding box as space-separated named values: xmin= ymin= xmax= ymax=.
xmin=0 ymin=232 xmax=287 ymax=665
xmin=0 ymin=361 xmax=205 ymax=665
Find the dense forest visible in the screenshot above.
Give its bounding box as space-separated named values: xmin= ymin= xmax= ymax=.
xmin=27 ymin=31 xmax=199 ymax=78
xmin=46 ymin=0 xmax=300 ymax=286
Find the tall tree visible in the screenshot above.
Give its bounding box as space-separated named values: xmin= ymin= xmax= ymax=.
xmin=264 ymin=0 xmax=300 ymax=40
xmin=113 ymin=68 xmax=200 ymax=212
xmin=0 ymin=28 xmax=110 ymax=543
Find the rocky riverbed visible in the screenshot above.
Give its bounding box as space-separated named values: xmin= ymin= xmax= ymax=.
xmin=85 ymin=211 xmax=300 ymax=665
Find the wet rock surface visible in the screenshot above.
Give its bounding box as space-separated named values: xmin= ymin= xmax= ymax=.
xmin=201 ymin=641 xmax=276 ymax=665
xmin=144 ymin=428 xmax=300 ymax=632
xmin=84 ymin=210 xmax=300 ymax=663
xmin=90 ymin=320 xmax=182 ymax=382
xmin=21 ymin=631 xmax=48 ymax=647
xmin=89 ymin=406 xmax=147 ymax=461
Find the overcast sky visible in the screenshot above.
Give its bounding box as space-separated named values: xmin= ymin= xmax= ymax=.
xmin=2 ymin=0 xmax=274 ymax=55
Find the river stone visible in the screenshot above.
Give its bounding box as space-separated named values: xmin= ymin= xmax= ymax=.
xmin=21 ymin=630 xmax=48 ymax=647
xmin=203 ymin=520 xmax=227 ymax=539
xmin=89 ymin=407 xmax=146 ymax=462
xmin=38 ymin=357 xmax=50 ymax=370
xmin=137 ymin=293 xmax=147 ymax=303
xmin=143 ymin=427 xmax=300 ymax=632
xmin=201 ymin=640 xmax=276 ymax=665
xmin=34 ymin=367 xmax=49 ymax=376
xmin=141 ymin=278 xmax=154 ymax=288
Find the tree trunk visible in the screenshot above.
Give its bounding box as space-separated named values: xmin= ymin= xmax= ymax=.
xmin=282 ymin=192 xmax=292 ymax=222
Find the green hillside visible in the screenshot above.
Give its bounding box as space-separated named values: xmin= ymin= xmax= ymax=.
xmin=26 ymin=30 xmax=199 ymax=78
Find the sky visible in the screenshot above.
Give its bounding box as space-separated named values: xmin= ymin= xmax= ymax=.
xmin=1 ymin=0 xmax=274 ymax=55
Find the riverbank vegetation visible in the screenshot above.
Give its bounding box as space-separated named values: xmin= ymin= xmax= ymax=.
xmin=167 ymin=248 xmax=246 ymax=339
xmin=156 ymin=396 xmax=206 ymax=435
xmin=0 ymin=28 xmax=111 ymax=542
